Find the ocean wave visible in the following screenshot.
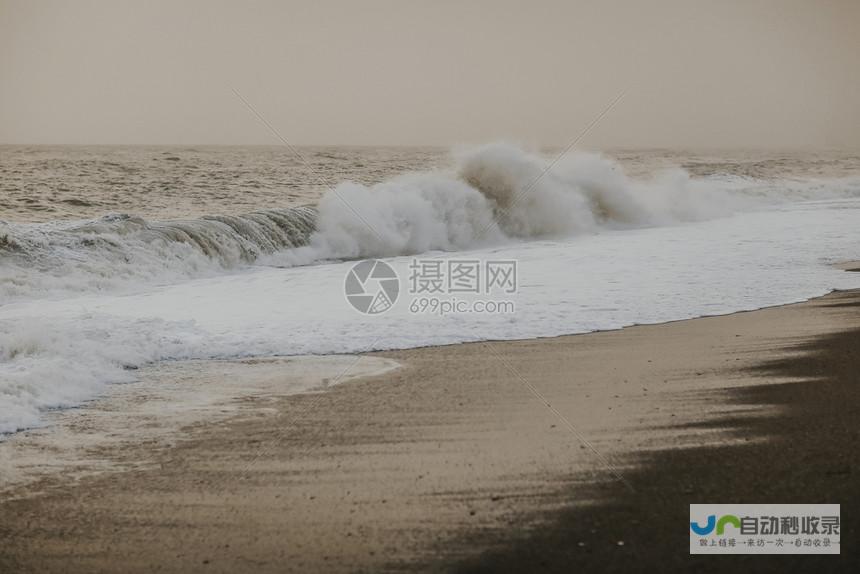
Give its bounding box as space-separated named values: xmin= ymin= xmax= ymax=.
xmin=0 ymin=207 xmax=316 ymax=300
xmin=274 ymin=143 xmax=741 ymax=265
xmin=3 ymin=143 xmax=859 ymax=302
xmin=4 ymin=144 xmax=860 ymax=438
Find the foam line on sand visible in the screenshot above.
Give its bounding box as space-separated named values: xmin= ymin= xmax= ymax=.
xmin=0 ymin=355 xmax=399 ymax=498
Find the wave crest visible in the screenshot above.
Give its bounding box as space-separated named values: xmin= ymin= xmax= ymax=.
xmin=4 ymin=143 xmax=857 ymax=301
xmin=0 ymin=207 xmax=316 ymax=300
xmin=274 ymin=143 xmax=738 ymax=264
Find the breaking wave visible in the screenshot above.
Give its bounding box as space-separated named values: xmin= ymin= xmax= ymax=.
xmin=277 ymin=143 xmax=738 ymax=265
xmin=3 ymin=143 xmax=858 ymax=301
xmin=1 ymin=207 xmax=316 ymax=300
xmin=2 ymin=143 xmax=860 ymax=436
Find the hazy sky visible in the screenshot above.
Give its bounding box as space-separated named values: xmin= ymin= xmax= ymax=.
xmin=1 ymin=0 xmax=858 ymax=148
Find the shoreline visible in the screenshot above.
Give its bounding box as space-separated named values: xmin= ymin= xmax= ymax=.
xmin=0 ymin=355 xmax=400 ymax=499
xmin=1 ymin=289 xmax=858 ymax=571
xmin=455 ymin=290 xmax=860 ymax=572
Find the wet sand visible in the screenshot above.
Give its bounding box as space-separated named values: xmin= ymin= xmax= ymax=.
xmin=1 ymin=290 xmax=858 ymax=572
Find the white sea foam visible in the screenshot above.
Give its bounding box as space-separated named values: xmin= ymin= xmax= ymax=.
xmin=1 ymin=144 xmax=859 ymax=435
xmin=0 ymin=355 xmax=400 ymax=493
xmin=6 ymin=145 xmax=856 ymax=300
xmin=268 ymin=143 xmax=760 ymax=265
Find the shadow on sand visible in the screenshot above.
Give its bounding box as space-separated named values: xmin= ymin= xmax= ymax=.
xmin=448 ymin=292 xmax=859 ymax=573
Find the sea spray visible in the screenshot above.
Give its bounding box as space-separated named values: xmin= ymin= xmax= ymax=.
xmin=1 ymin=144 xmax=860 ymax=436
xmin=3 ymin=144 xmax=859 ymax=303
xmin=265 ymin=143 xmax=752 ymax=264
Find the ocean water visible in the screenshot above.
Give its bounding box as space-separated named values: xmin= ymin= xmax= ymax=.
xmin=1 ymin=144 xmax=859 ymax=434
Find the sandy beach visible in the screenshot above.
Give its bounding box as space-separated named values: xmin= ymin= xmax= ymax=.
xmin=1 ymin=286 xmax=857 ymax=573
xmin=4 ymin=2 xmax=858 ymax=571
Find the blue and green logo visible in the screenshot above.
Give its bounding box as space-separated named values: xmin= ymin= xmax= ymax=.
xmin=690 ymin=514 xmax=741 ymax=536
